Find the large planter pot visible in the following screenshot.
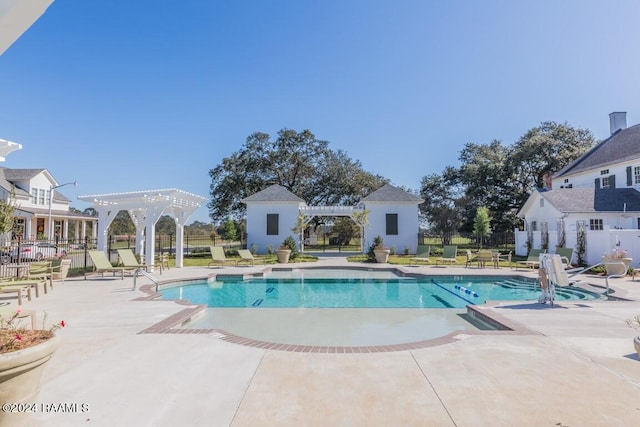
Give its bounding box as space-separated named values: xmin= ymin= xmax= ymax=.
xmin=602 ymin=257 xmax=632 ymax=275
xmin=276 ymin=249 xmax=291 ymax=264
xmin=634 ymin=336 xmax=640 ymax=358
xmin=0 ymin=334 xmax=60 ymax=426
xmin=374 ymin=249 xmax=390 ymax=263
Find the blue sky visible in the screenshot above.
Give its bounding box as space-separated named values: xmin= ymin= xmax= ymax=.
xmin=2 ymin=0 xmax=640 ymax=224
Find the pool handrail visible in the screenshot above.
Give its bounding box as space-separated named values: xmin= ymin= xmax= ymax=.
xmin=133 ymin=268 xmax=160 ymax=292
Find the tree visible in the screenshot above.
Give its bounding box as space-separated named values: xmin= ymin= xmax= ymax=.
xmin=419 ymin=168 xmax=463 ymax=244
xmin=220 ymin=218 xmax=238 ymax=241
xmin=208 ymin=129 xmax=387 ymax=221
xmin=82 ymin=207 xmax=98 ymax=217
xmin=109 ymin=211 xmax=135 ymax=235
xmin=155 ymin=215 xmax=176 ymax=235
xmin=473 ymin=206 xmax=492 ymax=248
xmin=0 ymin=194 xmax=17 ymax=238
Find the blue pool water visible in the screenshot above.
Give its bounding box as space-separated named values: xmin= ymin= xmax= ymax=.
xmin=160 ymin=271 xmax=601 ymax=309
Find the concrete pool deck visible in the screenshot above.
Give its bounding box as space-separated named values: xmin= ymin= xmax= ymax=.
xmin=4 ymin=256 xmax=640 ymax=426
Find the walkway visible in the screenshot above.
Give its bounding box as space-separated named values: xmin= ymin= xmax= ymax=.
xmin=5 ymin=259 xmax=639 ymax=426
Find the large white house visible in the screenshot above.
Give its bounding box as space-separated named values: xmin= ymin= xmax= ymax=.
xmin=243 ymin=183 xmax=423 ymax=254
xmin=0 ymin=167 xmax=97 ymax=242
xmin=517 ymin=112 xmax=640 ymax=265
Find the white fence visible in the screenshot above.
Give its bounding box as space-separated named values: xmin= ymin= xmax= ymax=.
xmin=515 ymin=227 xmax=640 ymax=267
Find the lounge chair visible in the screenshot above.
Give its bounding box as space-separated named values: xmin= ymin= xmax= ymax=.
xmin=436 ymin=245 xmax=459 ymax=265
xmin=516 ymin=249 xmax=543 ymax=269
xmin=86 ymin=250 xmax=135 ymax=279
xmin=410 ymin=245 xmax=430 ymax=264
xmin=0 ymin=279 xmax=37 ymax=305
xmin=209 ymin=246 xmax=233 ymax=268
xmin=237 ymin=249 xmax=255 ymax=266
xmin=555 ymin=247 xmax=574 ymax=268
xmin=117 ymin=249 xmax=149 ymax=271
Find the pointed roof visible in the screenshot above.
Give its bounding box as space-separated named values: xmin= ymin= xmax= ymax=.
xmin=554 ymin=123 xmax=640 ymax=177
xmin=242 ymin=184 xmax=305 ymax=203
xmin=361 ymin=184 xmax=423 ymax=203
xmin=519 ymin=188 xmax=640 ymax=217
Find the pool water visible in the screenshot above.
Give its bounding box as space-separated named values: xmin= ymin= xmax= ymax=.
xmin=160 ymin=272 xmax=601 ymax=309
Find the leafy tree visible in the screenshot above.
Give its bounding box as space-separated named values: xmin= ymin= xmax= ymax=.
xmin=208 ymin=129 xmax=387 ymax=221
xmin=110 ymin=211 xmax=135 ymax=235
xmin=419 ymin=168 xmax=463 ymax=244
xmin=82 ymin=207 xmax=98 ymax=217
xmin=220 ymin=218 xmax=238 ymax=241
xmin=155 ymin=215 xmax=176 ymax=234
xmin=332 ymin=217 xmax=358 ymax=246
xmin=473 ymin=206 xmax=492 ymax=248
xmin=0 ymin=192 xmax=17 ymax=237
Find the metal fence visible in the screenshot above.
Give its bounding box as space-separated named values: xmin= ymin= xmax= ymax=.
xmin=419 ymin=231 xmax=516 ymax=250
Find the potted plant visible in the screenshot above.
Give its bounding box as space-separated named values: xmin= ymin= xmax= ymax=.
xmin=0 ymin=310 xmax=65 ymax=425
xmin=276 ymin=236 xmax=298 ymax=264
xmin=627 ymin=315 xmax=640 ymax=358
xmin=369 ymin=235 xmax=390 ymax=263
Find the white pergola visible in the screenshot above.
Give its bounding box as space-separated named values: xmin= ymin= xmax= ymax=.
xmin=78 ymin=189 xmax=206 ymax=271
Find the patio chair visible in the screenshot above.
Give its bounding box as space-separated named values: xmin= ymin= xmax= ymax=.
xmin=465 ymin=249 xmax=476 ymax=267
xmin=476 ymin=249 xmax=493 ymax=268
xmin=50 ymin=258 xmax=72 ymax=283
xmin=410 ymin=245 xmax=430 ymax=264
xmin=117 ymin=249 xmax=149 ymax=271
xmin=26 ymin=261 xmax=53 ymax=293
xmin=555 ymin=247 xmax=574 ymax=268
xmin=237 ymin=249 xmax=255 ymax=266
xmin=436 ymin=245 xmax=459 ymax=265
xmin=516 ymin=249 xmax=543 ymax=269
xmin=209 ymin=246 xmax=233 ymax=268
xmin=86 ymin=250 xmax=135 ymax=279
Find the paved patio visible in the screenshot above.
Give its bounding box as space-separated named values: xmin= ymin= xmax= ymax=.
xmin=4 ymin=257 xmax=640 ymax=426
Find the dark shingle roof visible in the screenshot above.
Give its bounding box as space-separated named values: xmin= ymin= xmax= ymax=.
xmin=542 ymin=188 xmax=640 ymax=212
xmin=361 ymin=184 xmax=423 ymax=202
xmin=242 ymin=184 xmax=305 ymax=202
xmin=554 ymin=124 xmax=640 ymax=177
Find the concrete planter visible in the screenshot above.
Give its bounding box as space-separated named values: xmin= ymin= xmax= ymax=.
xmin=374 ymin=249 xmax=390 ymax=263
xmin=276 ymin=249 xmax=291 ymax=264
xmin=0 ymin=334 xmax=60 ymax=426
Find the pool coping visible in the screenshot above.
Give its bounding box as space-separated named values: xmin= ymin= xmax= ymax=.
xmin=133 ymin=266 xmax=546 ymax=353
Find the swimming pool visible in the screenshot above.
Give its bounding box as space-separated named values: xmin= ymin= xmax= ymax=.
xmin=157 ymin=267 xmax=601 ymax=347
xmin=159 ymin=269 xmax=601 ymax=309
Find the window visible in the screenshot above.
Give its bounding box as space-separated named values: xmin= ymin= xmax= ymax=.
xmin=601 ymin=176 xmax=610 ymax=189
xmin=38 ymin=189 xmax=45 ymax=205
xmin=600 ymin=169 xmax=609 ymax=175
xmin=563 ymin=178 xmax=569 ymax=183
xmin=31 ymin=189 xmax=38 ymax=204
xmin=385 ymin=214 xmax=398 ymax=235
xmin=634 ymin=166 xmax=640 ymax=184
xmin=531 ymin=221 xmax=537 ymax=231
xmin=589 ymin=219 xmax=603 ymax=230
xmin=266 ymin=214 xmax=279 ymax=235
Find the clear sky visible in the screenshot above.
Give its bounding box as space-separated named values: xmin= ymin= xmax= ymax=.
xmin=1 ymin=0 xmax=640 ymax=224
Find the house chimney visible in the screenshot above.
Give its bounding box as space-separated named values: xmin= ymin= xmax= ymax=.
xmin=609 ymin=112 xmax=627 ymax=134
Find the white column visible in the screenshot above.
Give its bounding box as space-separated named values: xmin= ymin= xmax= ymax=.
xmin=95 ymin=207 xmax=118 ymax=251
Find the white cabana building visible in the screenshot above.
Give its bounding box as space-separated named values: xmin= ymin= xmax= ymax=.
xmin=78 ymin=189 xmax=206 ymax=270
xmin=243 ymin=183 xmax=423 ymax=254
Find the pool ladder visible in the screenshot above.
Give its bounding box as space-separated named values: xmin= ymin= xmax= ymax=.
xmin=133 ymin=268 xmax=160 ymax=292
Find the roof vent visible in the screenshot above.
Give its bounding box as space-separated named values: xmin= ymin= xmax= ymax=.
xmin=609 ymin=112 xmax=627 ymax=135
